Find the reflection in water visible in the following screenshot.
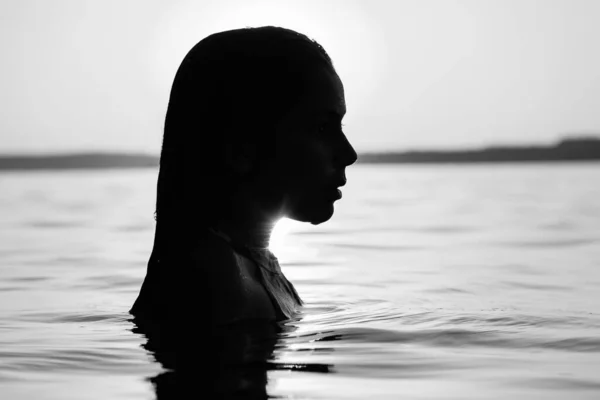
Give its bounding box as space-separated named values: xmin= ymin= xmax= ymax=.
xmin=131 ymin=317 xmax=332 ymax=399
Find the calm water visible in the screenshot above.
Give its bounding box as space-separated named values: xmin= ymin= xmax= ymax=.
xmin=1 ymin=164 xmax=599 ymax=399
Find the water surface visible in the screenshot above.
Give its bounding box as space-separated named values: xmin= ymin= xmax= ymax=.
xmin=1 ymin=164 xmax=599 ymax=399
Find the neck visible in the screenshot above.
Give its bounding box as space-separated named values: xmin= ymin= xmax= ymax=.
xmin=213 ymin=188 xmax=282 ymax=249
xmin=214 ymin=216 xmax=276 ymax=249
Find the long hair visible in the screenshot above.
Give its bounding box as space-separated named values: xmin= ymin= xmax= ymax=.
xmin=151 ymin=26 xmax=335 ymax=262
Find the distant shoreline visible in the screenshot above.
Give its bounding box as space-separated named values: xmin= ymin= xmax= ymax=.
xmin=0 ymin=153 xmax=159 ymax=171
xmin=1 ymin=137 xmax=599 ymax=170
xmin=359 ymin=137 xmax=600 ymax=164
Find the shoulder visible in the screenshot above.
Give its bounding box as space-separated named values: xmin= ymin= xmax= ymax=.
xmin=188 ymin=233 xmax=255 ymax=322
xmin=132 ymin=230 xmax=277 ymax=325
xmin=190 ymin=233 xmax=278 ymax=323
xmin=189 ymin=231 xmax=242 ymax=284
xmin=131 ymin=232 xmax=240 ymax=319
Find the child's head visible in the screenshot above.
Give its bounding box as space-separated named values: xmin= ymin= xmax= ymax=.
xmin=156 ymin=26 xmax=357 ymax=234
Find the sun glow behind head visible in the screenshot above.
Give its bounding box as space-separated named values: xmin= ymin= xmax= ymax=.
xmin=153 ymin=0 xmax=390 ymax=138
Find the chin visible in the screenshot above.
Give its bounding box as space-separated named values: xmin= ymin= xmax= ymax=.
xmin=289 ymin=202 xmax=335 ymax=225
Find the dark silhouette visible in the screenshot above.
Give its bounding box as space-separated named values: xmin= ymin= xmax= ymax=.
xmin=129 ymin=26 xmax=356 ymax=398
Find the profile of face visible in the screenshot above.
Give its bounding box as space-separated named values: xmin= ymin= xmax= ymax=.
xmin=255 ymin=66 xmax=358 ymax=225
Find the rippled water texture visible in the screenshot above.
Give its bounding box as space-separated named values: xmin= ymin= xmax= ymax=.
xmin=1 ymin=164 xmax=600 ymax=399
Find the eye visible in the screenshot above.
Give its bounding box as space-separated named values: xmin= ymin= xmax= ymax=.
xmin=318 ymin=122 xmax=345 ymax=134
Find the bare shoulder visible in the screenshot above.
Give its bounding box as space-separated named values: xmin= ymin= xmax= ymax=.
xmin=189 ymin=232 xmax=241 ymax=283
xmin=189 ymin=233 xmax=277 ymax=323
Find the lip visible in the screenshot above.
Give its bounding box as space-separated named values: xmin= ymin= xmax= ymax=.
xmin=327 ymin=177 xmax=346 ymax=200
xmin=324 ymin=187 xmax=342 ymax=201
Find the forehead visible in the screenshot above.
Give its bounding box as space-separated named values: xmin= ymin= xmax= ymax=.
xmin=296 ymin=67 xmax=346 ymax=118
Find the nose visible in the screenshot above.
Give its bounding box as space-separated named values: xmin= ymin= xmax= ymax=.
xmin=335 ymin=132 xmax=358 ymax=167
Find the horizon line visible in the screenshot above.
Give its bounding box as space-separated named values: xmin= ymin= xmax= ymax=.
xmin=1 ymin=135 xmax=599 ymax=158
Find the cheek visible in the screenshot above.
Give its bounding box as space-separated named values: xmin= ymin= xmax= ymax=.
xmin=281 ymin=139 xmax=329 ymax=182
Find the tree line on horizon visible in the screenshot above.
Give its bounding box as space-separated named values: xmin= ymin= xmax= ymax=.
xmin=1 ymin=136 xmax=599 ymax=170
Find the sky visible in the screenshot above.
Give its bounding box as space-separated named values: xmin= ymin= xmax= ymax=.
xmin=1 ymin=0 xmax=600 ymax=154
